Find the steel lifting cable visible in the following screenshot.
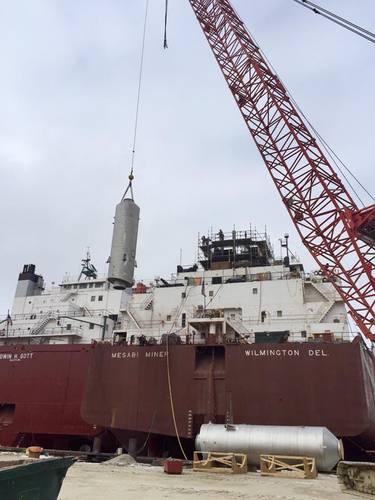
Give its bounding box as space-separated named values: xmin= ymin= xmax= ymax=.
xmin=121 ymin=286 xmax=188 ymax=459
xmin=292 ymin=0 xmax=375 ymax=45
xmin=301 ymin=0 xmax=375 ymax=39
xmin=165 ymin=284 xmax=190 ymax=461
xmin=122 ymin=0 xmax=150 ymax=201
xmin=296 ymin=0 xmax=375 ymax=40
xmin=165 ymin=338 xmax=188 ymax=461
xmin=286 ymin=93 xmax=375 ymax=206
xmin=247 ymin=29 xmax=375 ymax=207
xmin=297 ymin=113 xmax=375 ymax=206
xmin=163 ymin=0 xmax=169 ymax=49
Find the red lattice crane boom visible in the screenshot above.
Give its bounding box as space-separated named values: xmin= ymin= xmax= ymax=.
xmin=187 ymin=0 xmax=375 ymax=339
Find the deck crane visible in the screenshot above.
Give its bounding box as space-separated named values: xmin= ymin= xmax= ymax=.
xmin=187 ymin=0 xmax=375 ymax=341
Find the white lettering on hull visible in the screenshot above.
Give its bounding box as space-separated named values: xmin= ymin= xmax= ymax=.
xmin=0 ymin=353 xmax=34 ymax=361
xmin=110 ymin=349 xmax=329 ymax=361
xmin=111 ymin=352 xmax=139 ymax=359
xmin=145 ymin=351 xmax=168 ymax=358
xmin=111 ymin=351 xmax=168 ymax=360
xmin=245 ymin=349 xmax=329 ymax=358
xmin=308 ymin=349 xmax=328 ymax=357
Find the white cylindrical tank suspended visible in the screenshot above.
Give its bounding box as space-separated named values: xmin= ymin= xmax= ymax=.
xmin=108 ymin=198 xmax=140 ymax=290
xmin=196 ymin=423 xmax=344 ymax=472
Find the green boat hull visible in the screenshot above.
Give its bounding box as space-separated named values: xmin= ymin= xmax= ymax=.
xmin=0 ymin=457 xmax=75 ymax=500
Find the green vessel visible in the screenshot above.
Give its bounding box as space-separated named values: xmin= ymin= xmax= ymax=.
xmin=0 ymin=456 xmax=75 ymax=500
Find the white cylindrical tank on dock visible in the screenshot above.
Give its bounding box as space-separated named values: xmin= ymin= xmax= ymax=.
xmin=108 ymin=199 xmax=140 ymax=290
xmin=195 ymin=423 xmax=343 ymax=472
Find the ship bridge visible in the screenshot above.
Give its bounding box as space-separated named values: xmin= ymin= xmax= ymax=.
xmin=197 ymin=228 xmax=274 ymax=272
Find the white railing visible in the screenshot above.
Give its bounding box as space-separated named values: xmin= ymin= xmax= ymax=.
xmin=112 ymin=329 xmax=357 ymax=346
xmin=3 ymin=309 xmax=112 ymax=322
xmin=61 ymin=273 xmax=108 ymax=284
xmin=0 ymin=326 xmax=83 ymax=338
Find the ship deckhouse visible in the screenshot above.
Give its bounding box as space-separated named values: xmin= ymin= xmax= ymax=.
xmin=115 ymin=229 xmax=350 ymax=345
xmin=1 ymin=229 xmax=350 ymax=346
xmin=1 ymin=262 xmax=127 ymax=345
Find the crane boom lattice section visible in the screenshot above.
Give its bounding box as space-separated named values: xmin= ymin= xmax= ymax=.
xmin=188 ymin=0 xmax=375 ymax=339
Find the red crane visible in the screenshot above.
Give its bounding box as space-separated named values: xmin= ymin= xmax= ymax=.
xmin=187 ymin=0 xmax=375 ymax=340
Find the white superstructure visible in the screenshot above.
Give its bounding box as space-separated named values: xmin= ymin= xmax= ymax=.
xmin=1 ymin=229 xmax=350 ymax=346
xmin=115 ymin=229 xmax=350 ymax=345
xmin=1 ymin=263 xmax=127 ymax=344
xmin=117 ymin=264 xmax=349 ymax=344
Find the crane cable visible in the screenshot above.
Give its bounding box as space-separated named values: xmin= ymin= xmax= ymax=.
xmin=163 ymin=0 xmax=169 ymax=49
xmin=297 ymin=110 xmax=375 ymax=206
xmin=165 ymin=283 xmax=190 ymax=461
xmin=122 ymin=0 xmax=150 ymax=201
xmin=286 ymin=2 xmax=375 ymax=202
xmin=292 ymin=0 xmax=375 ymax=45
xmin=284 ymin=84 xmax=375 ymax=206
xmin=246 ymin=28 xmax=375 ymax=207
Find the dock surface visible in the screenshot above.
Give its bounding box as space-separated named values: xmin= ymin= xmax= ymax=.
xmin=58 ymin=461 xmax=358 ymax=499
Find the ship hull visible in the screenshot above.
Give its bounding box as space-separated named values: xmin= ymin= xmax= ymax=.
xmin=82 ymin=339 xmax=375 ymax=458
xmin=0 ymin=344 xmax=102 ymax=450
xmin=0 ymin=340 xmax=373 ymax=458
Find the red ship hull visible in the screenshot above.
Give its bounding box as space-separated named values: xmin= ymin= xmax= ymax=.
xmin=82 ymin=339 xmax=375 ymax=459
xmin=0 ymin=340 xmax=373 ymax=459
xmin=0 ymin=344 xmax=101 ymax=450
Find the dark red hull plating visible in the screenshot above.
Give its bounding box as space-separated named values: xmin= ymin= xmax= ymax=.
xmin=0 ymin=344 xmax=100 ymax=450
xmin=82 ymin=340 xmax=375 ymax=456
xmin=0 ymin=340 xmax=373 ymax=458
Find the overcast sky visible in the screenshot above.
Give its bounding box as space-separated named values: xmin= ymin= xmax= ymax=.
xmin=0 ymin=0 xmax=374 ymax=313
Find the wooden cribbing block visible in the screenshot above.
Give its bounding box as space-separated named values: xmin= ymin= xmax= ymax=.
xmin=193 ymin=451 xmax=247 ymax=474
xmin=260 ymin=454 xmax=317 ymax=479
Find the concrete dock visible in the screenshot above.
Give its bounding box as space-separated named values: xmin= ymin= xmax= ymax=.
xmin=58 ymin=461 xmax=358 ymax=500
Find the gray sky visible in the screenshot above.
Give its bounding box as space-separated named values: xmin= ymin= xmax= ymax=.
xmin=0 ymin=0 xmax=374 ymax=313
